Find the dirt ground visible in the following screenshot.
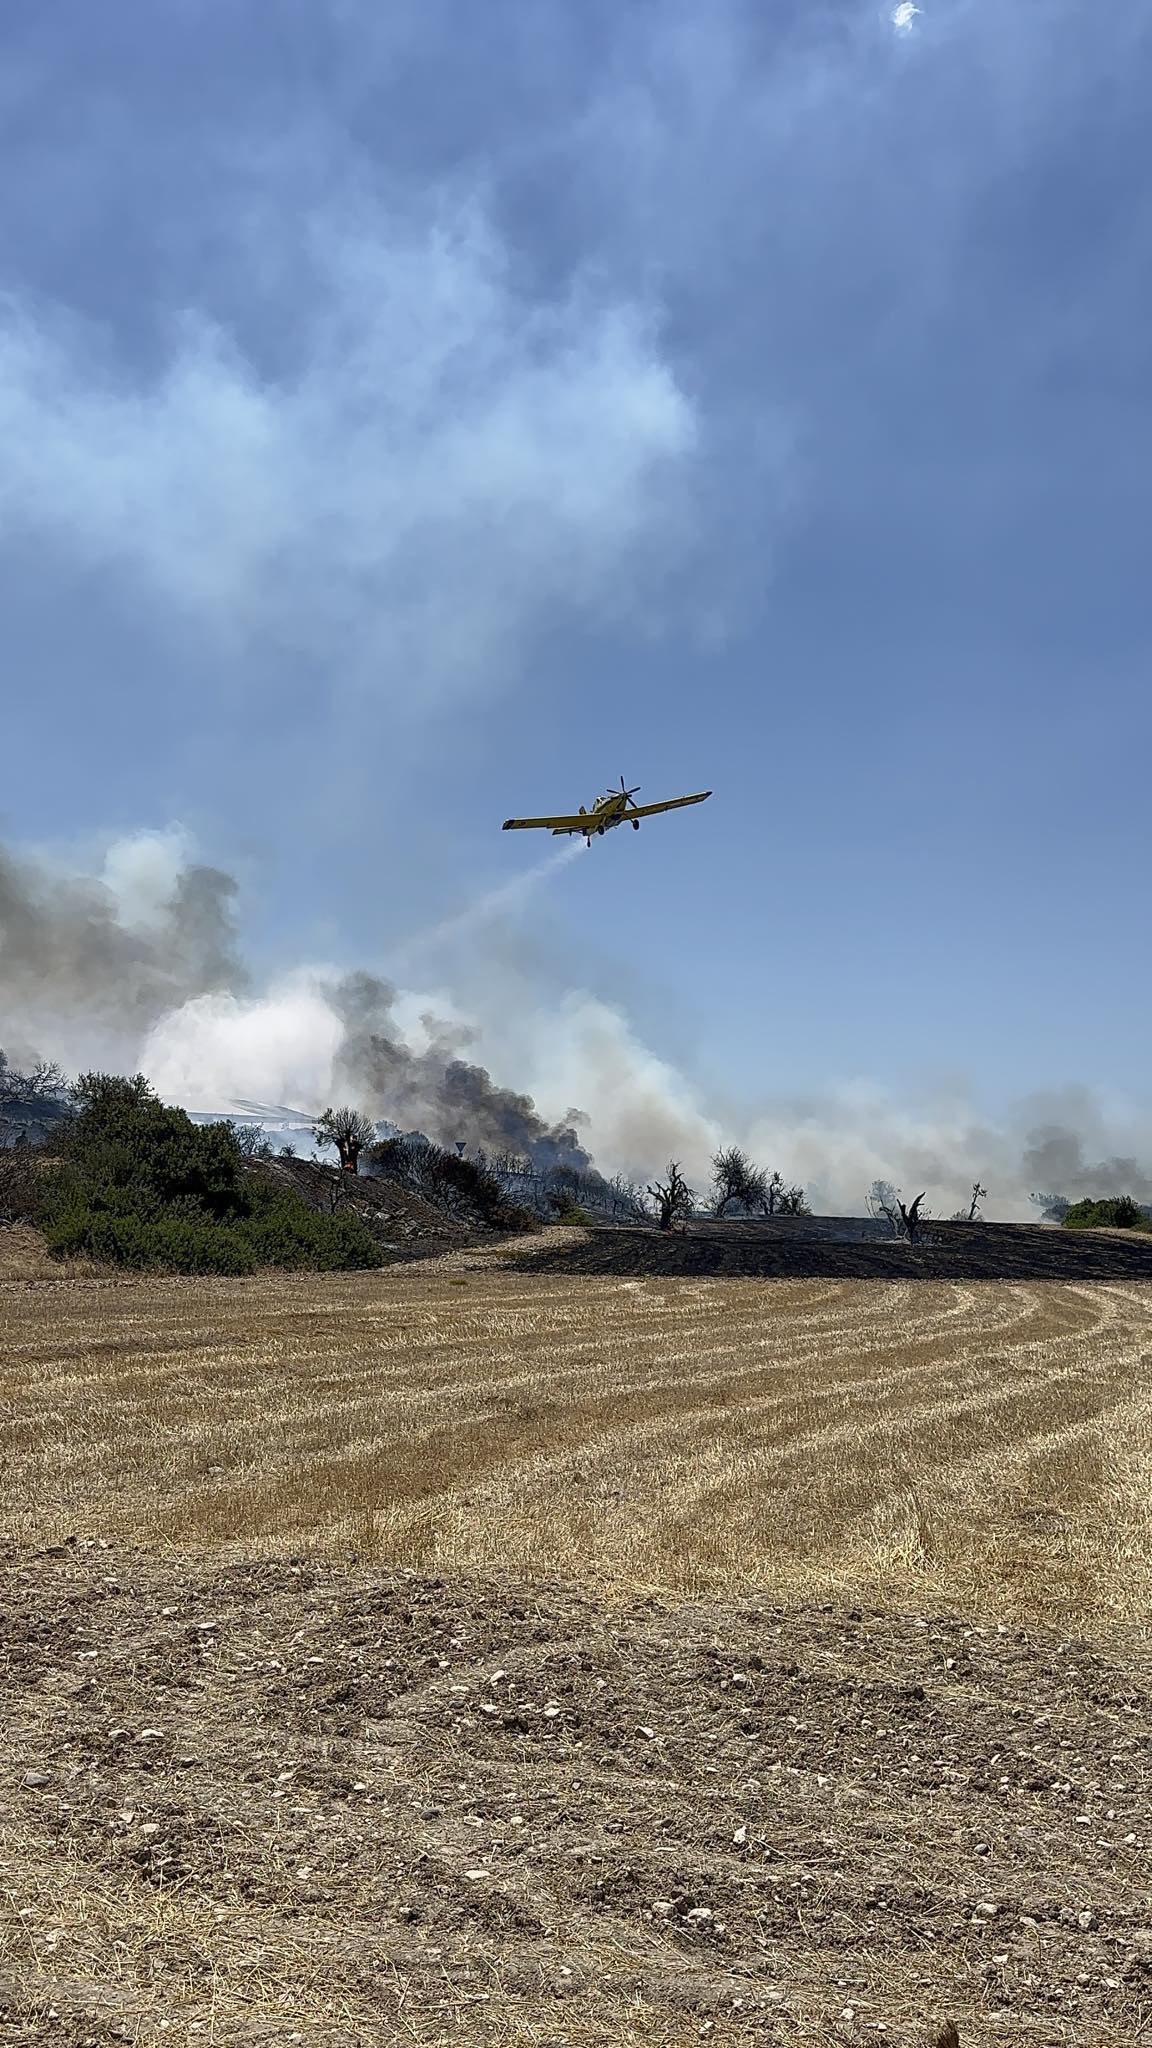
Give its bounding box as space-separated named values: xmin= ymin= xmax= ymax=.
xmin=2 ymin=1222 xmax=1151 ymax=2046
xmin=2 ymin=1545 xmax=1149 ymax=2047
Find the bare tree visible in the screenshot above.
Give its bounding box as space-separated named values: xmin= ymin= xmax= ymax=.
xmin=610 ymin=1172 xmax=649 ymax=1221
xmin=867 ymin=1180 xmax=903 ymax=1233
xmin=0 ymin=1053 xmax=68 ymax=1105
xmin=899 ymin=1192 xmax=926 ymax=1244
xmin=0 ymin=1138 xmax=36 ymax=1225
xmin=25 ymin=1059 xmax=68 ymax=1100
xmin=953 ymin=1180 xmax=987 ymax=1222
xmin=546 ymin=1164 xmax=583 ymax=1214
xmin=313 ymin=1106 xmax=375 ymax=1174
xmin=647 ymin=1161 xmax=694 ymax=1233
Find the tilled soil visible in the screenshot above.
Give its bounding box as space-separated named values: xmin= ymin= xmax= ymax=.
xmin=1 ymin=1545 xmax=1149 ymax=2046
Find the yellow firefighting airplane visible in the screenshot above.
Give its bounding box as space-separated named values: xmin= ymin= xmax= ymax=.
xmin=503 ymin=777 xmax=712 ymax=843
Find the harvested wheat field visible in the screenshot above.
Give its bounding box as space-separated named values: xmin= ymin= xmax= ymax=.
xmin=2 ymin=1223 xmax=1151 ymax=2046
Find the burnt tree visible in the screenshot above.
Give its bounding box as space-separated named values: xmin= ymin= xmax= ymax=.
xmin=313 ymin=1106 xmax=375 ymax=1174
xmin=647 ymin=1161 xmax=694 ymax=1233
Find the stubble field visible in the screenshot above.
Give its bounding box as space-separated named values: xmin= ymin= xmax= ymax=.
xmin=2 ymin=1224 xmax=1151 ymax=2046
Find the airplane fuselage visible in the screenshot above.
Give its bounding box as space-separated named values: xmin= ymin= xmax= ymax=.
xmin=568 ymin=792 xmax=638 ymax=839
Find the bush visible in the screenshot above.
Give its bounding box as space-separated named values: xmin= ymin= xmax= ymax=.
xmin=1062 ymin=1196 xmax=1152 ymax=1232
xmin=43 ymin=1207 xmax=258 ymax=1274
xmin=367 ymin=1137 xmax=534 ymax=1232
xmin=241 ymin=1188 xmax=380 ymax=1271
xmin=36 ymin=1072 xmax=383 ymax=1273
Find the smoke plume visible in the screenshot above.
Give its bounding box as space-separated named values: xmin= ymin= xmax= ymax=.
xmin=2 ymin=829 xmax=1150 ymax=1217
xmin=0 ymin=832 xmax=595 ymax=1171
xmin=330 ymin=971 xmax=592 ymax=1168
xmin=0 ymin=832 xmax=245 ymax=1071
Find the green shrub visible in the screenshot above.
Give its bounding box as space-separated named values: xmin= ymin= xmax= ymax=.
xmin=241 ymin=1194 xmax=380 ymax=1272
xmin=1062 ymin=1195 xmax=1151 ymax=1232
xmin=43 ymin=1207 xmax=258 ymax=1274
xmin=37 ymin=1072 xmax=383 ymax=1273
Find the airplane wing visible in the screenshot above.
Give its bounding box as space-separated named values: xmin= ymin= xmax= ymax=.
xmin=502 ymin=813 xmax=590 ymax=832
xmin=629 ymin=791 xmax=712 ymax=820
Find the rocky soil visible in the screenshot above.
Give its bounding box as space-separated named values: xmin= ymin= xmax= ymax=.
xmin=2 ymin=1544 xmax=1149 ymax=2046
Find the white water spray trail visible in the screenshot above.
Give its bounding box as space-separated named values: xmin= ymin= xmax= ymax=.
xmin=390 ymin=839 xmax=584 ymax=973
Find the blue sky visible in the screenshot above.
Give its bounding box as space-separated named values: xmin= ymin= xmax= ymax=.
xmin=1 ymin=0 xmax=1149 ymax=1204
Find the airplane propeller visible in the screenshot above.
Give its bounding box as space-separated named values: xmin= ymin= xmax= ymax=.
xmin=617 ymin=775 xmax=641 ymax=803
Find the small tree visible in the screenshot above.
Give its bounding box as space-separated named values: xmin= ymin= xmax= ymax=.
xmin=546 ymin=1164 xmax=583 ymax=1215
xmin=0 ymin=1140 xmax=36 ymax=1225
xmin=1062 ymin=1195 xmax=1150 ymax=1232
xmin=72 ymin=1071 xmax=155 ymax=1116
xmin=777 ymin=1183 xmax=811 ymax=1216
xmin=0 ymin=1054 xmax=68 ymax=1104
xmin=313 ymin=1106 xmax=375 ymax=1174
xmin=899 ymin=1192 xmax=926 ymax=1244
xmin=710 ymin=1145 xmax=768 ymax=1216
xmin=227 ymin=1121 xmax=272 ymax=1160
xmin=953 ymin=1180 xmax=987 ymax=1223
xmin=867 ymin=1179 xmax=903 ymax=1233
xmin=25 ymin=1059 xmax=68 ymax=1100
xmin=647 ymin=1161 xmax=694 ymax=1233
xmin=610 ymin=1172 xmax=649 ymax=1221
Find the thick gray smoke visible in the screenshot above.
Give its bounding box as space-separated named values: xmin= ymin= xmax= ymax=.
xmin=0 ymin=835 xmax=593 ymax=1172
xmin=0 ymin=834 xmax=245 ymax=1069
xmin=331 ymin=971 xmax=593 ymax=1168
xmin=1022 ymin=1125 xmax=1152 ymax=1207
xmin=2 ymin=830 xmax=1150 ymax=1215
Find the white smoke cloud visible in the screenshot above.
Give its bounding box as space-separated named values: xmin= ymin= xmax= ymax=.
xmin=133 ymin=968 xmax=1152 ymax=1222
xmin=140 ymin=978 xmax=346 ymax=1113
xmin=0 ymin=199 xmax=699 ymax=706
xmin=100 ymin=829 xmax=195 ymax=934
xmin=488 ymin=990 xmax=722 ymax=1188
xmin=5 ymin=828 xmax=1152 ymax=1222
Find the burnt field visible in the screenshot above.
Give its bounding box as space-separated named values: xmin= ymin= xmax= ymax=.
xmin=508 ymin=1214 xmax=1152 ymax=1283
xmin=1 ymin=1224 xmax=1150 ymax=2044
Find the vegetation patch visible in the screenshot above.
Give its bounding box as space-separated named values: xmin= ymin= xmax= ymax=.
xmin=367 ymin=1134 xmax=535 ymax=1232
xmin=36 ymin=1073 xmax=381 ymax=1273
xmin=1062 ymin=1195 xmax=1152 ymax=1232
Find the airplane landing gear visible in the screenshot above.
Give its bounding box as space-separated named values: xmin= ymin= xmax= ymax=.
xmin=632 ymin=818 xmax=640 ymax=829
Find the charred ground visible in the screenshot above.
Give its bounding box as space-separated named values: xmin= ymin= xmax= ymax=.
xmin=507 ymin=1214 xmax=1152 ymax=1283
